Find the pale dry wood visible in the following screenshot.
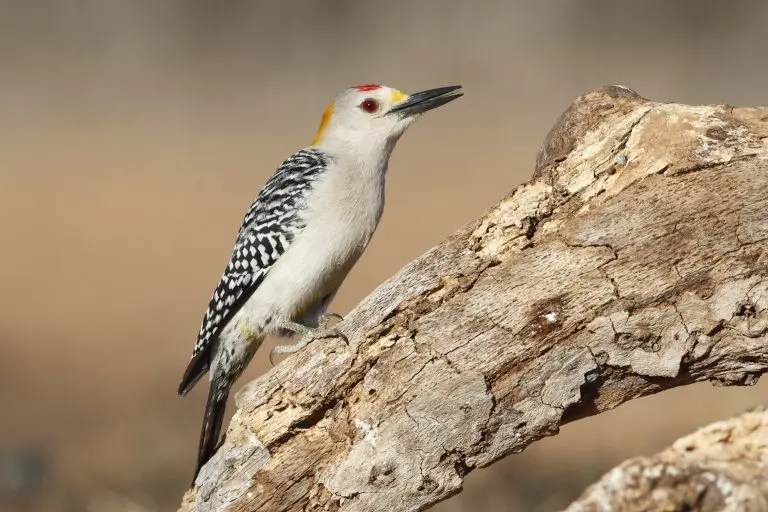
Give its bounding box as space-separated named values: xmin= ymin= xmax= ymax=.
xmin=179 ymin=86 xmax=768 ymax=512
xmin=563 ymin=406 xmax=768 ymax=512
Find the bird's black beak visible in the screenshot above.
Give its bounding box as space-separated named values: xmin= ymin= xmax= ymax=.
xmin=389 ymin=85 xmax=463 ymax=117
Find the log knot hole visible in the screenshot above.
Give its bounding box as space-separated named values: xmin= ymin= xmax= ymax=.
xmin=368 ymin=460 xmax=397 ymax=487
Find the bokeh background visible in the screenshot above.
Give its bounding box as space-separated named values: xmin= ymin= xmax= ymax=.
xmin=2 ymin=1 xmax=768 ymax=511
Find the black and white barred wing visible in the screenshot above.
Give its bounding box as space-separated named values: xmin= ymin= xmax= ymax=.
xmin=178 ymin=148 xmax=328 ymax=395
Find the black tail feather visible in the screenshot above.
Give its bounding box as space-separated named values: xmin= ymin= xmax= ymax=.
xmin=192 ymin=384 xmax=228 ymax=484
xmin=178 ymin=350 xmax=210 ymax=397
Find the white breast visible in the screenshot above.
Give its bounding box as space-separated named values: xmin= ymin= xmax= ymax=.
xmin=231 ymin=154 xmax=387 ymax=336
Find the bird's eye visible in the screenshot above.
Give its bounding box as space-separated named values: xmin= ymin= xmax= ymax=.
xmin=360 ymin=98 xmax=379 ymax=114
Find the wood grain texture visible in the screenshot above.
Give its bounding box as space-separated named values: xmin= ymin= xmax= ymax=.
xmin=563 ymin=406 xmax=768 ymax=512
xmin=179 ymin=86 xmax=768 ymax=512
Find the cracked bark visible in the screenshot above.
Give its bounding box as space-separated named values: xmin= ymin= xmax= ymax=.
xmin=562 ymin=406 xmax=768 ymax=512
xmin=179 ymin=85 xmax=768 ymax=512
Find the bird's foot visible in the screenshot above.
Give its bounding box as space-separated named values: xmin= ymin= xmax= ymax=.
xmin=269 ymin=313 xmax=347 ymax=366
xmin=317 ymin=311 xmax=344 ymax=330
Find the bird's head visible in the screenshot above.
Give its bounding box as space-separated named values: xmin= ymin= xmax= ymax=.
xmin=311 ymin=84 xmax=462 ymax=151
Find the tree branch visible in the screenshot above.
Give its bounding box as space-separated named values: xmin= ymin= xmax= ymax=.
xmin=563 ymin=406 xmax=768 ymax=511
xmin=179 ymin=86 xmax=768 ymax=512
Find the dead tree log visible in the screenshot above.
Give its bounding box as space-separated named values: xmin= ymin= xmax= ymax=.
xmin=563 ymin=406 xmax=768 ymax=512
xmin=179 ymin=86 xmax=768 ymax=512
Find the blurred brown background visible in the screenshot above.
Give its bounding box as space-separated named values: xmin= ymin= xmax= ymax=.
xmin=2 ymin=1 xmax=768 ymax=511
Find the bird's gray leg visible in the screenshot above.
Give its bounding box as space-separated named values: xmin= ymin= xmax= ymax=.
xmin=269 ymin=313 xmax=347 ymax=365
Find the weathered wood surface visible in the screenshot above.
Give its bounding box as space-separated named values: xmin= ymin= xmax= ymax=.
xmin=180 ymin=86 xmax=768 ymax=512
xmin=563 ymin=406 xmax=768 ymax=512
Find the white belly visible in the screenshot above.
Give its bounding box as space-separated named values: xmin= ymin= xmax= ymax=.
xmin=226 ymin=160 xmax=386 ymax=339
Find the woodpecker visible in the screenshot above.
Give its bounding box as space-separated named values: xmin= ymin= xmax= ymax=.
xmin=178 ymin=84 xmax=463 ymax=482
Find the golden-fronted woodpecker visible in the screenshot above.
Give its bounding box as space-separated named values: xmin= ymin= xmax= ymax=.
xmin=177 ymin=84 xmax=463 ymax=482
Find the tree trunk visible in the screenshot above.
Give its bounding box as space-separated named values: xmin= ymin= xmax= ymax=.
xmin=179 ymin=86 xmax=768 ymax=512
xmin=563 ymin=406 xmax=768 ymax=512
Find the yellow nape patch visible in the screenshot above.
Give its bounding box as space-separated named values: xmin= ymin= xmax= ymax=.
xmin=390 ymin=89 xmax=408 ymax=104
xmin=312 ymin=102 xmax=334 ymax=145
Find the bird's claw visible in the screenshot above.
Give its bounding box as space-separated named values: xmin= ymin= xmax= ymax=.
xmin=269 ymin=313 xmax=347 ymax=366
xmin=315 ymin=312 xmax=349 ymax=345
xmin=328 ymin=326 xmax=349 ymax=345
xmin=319 ymin=312 xmax=347 ymax=344
xmin=319 ymin=312 xmax=344 ymax=328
